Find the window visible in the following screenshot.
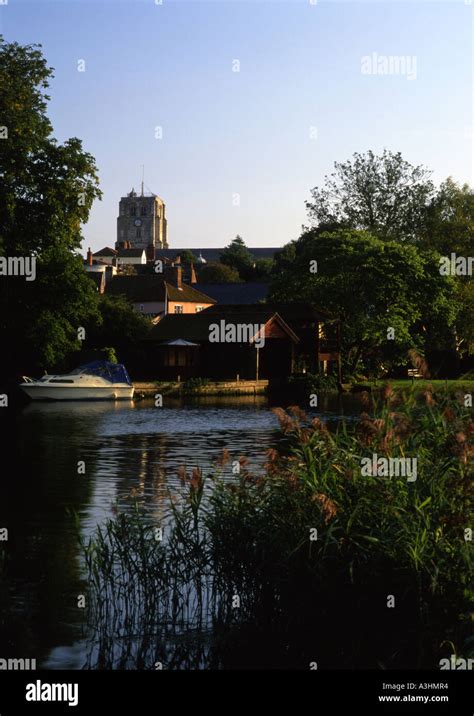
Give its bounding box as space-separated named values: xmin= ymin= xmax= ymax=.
xmin=139 ymin=304 xmax=144 ymax=312
xmin=141 ymin=205 xmax=147 ymax=216
xmin=195 ymin=306 xmax=204 ymax=313
xmin=130 ymin=206 xmax=136 ymax=217
xmin=174 ymin=305 xmax=183 ymax=314
xmin=164 ymin=348 xmax=187 ymax=367
xmin=136 ymin=229 xmax=141 ymax=238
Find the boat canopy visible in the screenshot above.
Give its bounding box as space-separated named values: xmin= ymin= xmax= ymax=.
xmin=70 ymin=361 xmax=133 ymax=386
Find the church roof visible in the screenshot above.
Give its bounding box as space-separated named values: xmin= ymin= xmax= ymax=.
xmin=155 ymin=248 xmax=281 ymax=263
xmin=193 ymin=282 xmax=269 ymax=305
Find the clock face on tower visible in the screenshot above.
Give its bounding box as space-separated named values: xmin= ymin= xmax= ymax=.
xmin=133 ymin=218 xmax=142 ymax=227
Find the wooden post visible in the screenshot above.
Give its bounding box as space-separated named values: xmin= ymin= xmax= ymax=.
xmin=255 ymin=346 xmax=260 ymax=382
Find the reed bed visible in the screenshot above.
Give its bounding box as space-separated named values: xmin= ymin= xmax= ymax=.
xmin=81 ymin=387 xmax=473 ymax=669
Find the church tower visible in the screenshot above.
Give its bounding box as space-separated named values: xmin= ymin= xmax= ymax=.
xmin=116 ymin=184 xmax=168 ymax=255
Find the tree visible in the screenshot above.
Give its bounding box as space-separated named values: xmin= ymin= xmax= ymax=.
xmin=0 ymin=38 xmax=102 ymax=377
xmin=253 ymin=258 xmax=273 ymax=280
xmin=422 ymin=179 xmax=474 ymax=355
xmin=197 ymin=262 xmax=242 ymax=283
xmin=269 ymin=229 xmax=457 ymax=375
xmin=178 ymin=250 xmax=198 ymax=266
xmin=305 ymin=150 xmax=435 ymax=243
xmin=220 ymin=235 xmax=254 ymax=279
xmin=422 ymin=178 xmax=474 ymax=256
xmin=82 ymin=294 xmax=151 ymax=373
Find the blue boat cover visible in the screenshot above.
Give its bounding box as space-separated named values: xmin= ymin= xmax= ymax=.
xmin=71 ymin=361 xmax=132 ymax=386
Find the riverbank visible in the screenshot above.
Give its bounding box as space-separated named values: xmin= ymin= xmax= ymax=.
xmin=133 ymin=379 xmax=269 ymax=398
xmin=133 ymin=377 xmax=474 ymax=400
xmin=351 ymin=378 xmax=474 ymax=394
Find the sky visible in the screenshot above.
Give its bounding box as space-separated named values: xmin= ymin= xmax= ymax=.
xmin=1 ymin=0 xmax=473 ymax=252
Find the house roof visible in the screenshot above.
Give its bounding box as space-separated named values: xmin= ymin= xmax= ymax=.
xmin=105 ymin=276 xmax=166 ymax=302
xmin=94 ymin=246 xmax=117 ymax=257
xmin=204 ymin=302 xmax=338 ymax=322
xmin=160 ymin=339 xmax=200 ymax=347
xmin=165 ymin=282 xmax=216 ymax=305
xmin=104 ymin=276 xmax=216 ymax=305
xmin=117 ymin=248 xmax=146 ymax=258
xmin=84 ymin=258 xmax=109 ymax=266
xmin=193 ymin=282 xmax=269 ymax=305
xmin=147 ymin=309 xmax=299 ymax=344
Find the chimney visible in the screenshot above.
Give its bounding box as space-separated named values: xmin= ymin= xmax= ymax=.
xmin=87 ymin=247 xmax=93 ymax=266
xmin=164 ymin=264 xmax=182 ymax=287
xmin=190 ymin=262 xmax=197 ymax=284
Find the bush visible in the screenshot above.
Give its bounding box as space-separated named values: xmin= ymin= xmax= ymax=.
xmin=183 ymin=377 xmax=210 ymax=392
xmin=287 ymin=372 xmax=339 ymax=394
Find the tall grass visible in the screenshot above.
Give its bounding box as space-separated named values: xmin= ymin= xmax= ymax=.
xmin=81 ymin=387 xmax=473 ymax=669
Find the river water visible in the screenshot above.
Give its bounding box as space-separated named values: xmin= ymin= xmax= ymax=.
xmin=0 ymin=395 xmax=362 ymax=669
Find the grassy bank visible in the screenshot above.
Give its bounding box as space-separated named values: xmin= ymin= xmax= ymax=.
xmin=82 ymin=387 xmax=473 ymax=669
xmin=351 ymin=378 xmax=474 ymax=393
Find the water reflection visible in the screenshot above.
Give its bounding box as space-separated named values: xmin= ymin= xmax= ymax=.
xmin=1 ymin=394 xmax=363 ymax=668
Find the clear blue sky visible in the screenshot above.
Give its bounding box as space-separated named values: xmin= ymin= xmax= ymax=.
xmin=2 ymin=0 xmax=472 ymax=252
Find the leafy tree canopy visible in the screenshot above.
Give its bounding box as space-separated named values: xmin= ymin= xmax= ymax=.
xmin=422 ymin=178 xmax=474 ymax=256
xmin=270 ymin=229 xmax=457 ymax=374
xmin=220 ymin=235 xmax=254 ymax=279
xmin=253 ymin=258 xmax=273 ymax=280
xmin=305 ymin=150 xmax=434 ymax=243
xmin=178 ymin=250 xmax=198 ymax=266
xmin=197 ymin=262 xmax=242 ymax=283
xmin=0 ymin=38 xmax=102 ymax=376
xmin=84 ymin=294 xmax=151 ymax=351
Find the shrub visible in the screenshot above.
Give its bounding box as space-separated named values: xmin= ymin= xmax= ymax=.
xmin=183 ymin=377 xmax=210 ymax=392
xmin=287 ymin=372 xmax=339 ymax=395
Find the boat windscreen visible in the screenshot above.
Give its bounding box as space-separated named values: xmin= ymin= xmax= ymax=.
xmin=70 ymin=361 xmax=132 ymax=385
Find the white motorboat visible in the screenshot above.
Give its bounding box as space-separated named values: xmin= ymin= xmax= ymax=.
xmin=20 ymin=361 xmax=134 ymax=401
